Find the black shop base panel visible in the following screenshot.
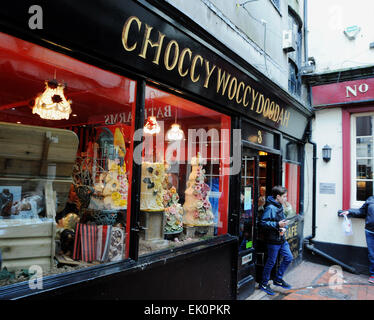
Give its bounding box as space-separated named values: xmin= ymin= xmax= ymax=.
xmin=0 ymin=235 xmax=237 ymax=300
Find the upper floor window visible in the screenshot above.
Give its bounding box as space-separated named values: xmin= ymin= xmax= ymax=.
xmin=288 ymin=11 xmax=302 ymax=97
xmin=270 ymin=0 xmax=281 ymax=12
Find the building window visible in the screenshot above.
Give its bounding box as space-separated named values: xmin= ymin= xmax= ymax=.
xmin=139 ymin=86 xmax=231 ymax=256
xmin=0 ymin=31 xmax=136 ymax=283
xmin=270 ymin=0 xmax=281 ymax=12
xmin=352 ymin=114 xmax=374 ymax=204
xmin=288 ymin=61 xmax=301 ymax=97
xmin=288 ymin=11 xmax=302 ymax=97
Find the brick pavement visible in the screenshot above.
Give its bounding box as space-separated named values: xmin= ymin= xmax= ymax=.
xmin=246 ymin=260 xmax=374 ymax=300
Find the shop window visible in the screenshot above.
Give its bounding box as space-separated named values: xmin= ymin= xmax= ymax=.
xmin=282 ymin=139 xmax=301 ymax=217
xmin=352 ymin=114 xmax=374 ymax=204
xmin=0 ymin=32 xmax=136 ymax=285
xmin=138 ymin=86 xmax=231 ymax=256
xmin=283 ymin=162 xmax=300 ymax=218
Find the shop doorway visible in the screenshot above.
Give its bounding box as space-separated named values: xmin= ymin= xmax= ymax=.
xmin=237 ymin=146 xmax=280 ymax=298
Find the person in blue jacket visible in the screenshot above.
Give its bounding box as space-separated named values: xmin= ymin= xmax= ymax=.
xmin=339 ymin=196 xmax=374 ymax=284
xmin=259 ymin=185 xmax=293 ymax=295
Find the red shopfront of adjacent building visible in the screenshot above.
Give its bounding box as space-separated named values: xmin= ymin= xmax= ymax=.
xmin=312 ymin=77 xmax=374 ymax=210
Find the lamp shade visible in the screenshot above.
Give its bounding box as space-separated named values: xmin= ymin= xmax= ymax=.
xmin=166 ymin=123 xmax=184 ymax=141
xmin=144 ymin=116 xmax=161 ymax=135
xmin=32 ymin=80 xmax=72 ymax=120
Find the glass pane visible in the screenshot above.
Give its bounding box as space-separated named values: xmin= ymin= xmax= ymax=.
xmin=286 ymin=141 xmax=300 ymax=162
xmin=0 ymin=31 xmax=136 ymax=284
xmin=240 ymin=156 xmax=254 ymax=252
xmin=284 ymin=162 xmax=300 ymax=218
xmin=357 ymin=181 xmax=373 ymax=201
xmin=356 ymin=159 xmax=373 ymax=179
xmin=138 ymin=86 xmax=231 ymax=256
xmin=357 ymin=137 xmax=373 ymax=157
xmin=356 ymin=116 xmax=372 ymax=136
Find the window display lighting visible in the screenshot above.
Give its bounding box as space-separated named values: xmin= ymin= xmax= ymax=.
xmin=32 ymin=79 xmax=72 ymax=120
xmin=144 ymin=115 xmax=161 ymax=134
xmin=166 ymin=108 xmax=184 ymax=141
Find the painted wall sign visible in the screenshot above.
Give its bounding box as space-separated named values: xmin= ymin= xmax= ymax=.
xmin=312 ymin=78 xmax=374 ymax=107
xmin=121 ymin=14 xmax=291 ymax=129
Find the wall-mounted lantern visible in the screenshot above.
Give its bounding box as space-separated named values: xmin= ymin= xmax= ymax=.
xmin=322 ymin=145 xmax=332 ymax=162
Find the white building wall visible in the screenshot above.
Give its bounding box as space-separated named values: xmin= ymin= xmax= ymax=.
xmin=303 ymin=142 xmax=314 ymax=239
xmin=311 ymin=109 xmax=366 ymax=247
xmin=308 ymin=0 xmax=374 ymax=72
xmin=165 ymin=0 xmax=303 ymax=96
xmin=308 ymin=0 xmax=373 ymax=248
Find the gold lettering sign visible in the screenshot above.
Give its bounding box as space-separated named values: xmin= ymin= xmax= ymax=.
xmin=121 ymin=15 xmax=292 ymax=128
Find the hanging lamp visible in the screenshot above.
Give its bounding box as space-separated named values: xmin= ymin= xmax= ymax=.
xmin=166 ymin=107 xmax=184 ymax=141
xmin=32 ymin=78 xmax=72 ymax=120
xmin=144 ymin=91 xmax=161 ymax=135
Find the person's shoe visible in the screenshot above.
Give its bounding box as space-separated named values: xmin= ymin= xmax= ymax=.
xmin=273 ymin=278 xmax=292 ymax=289
xmin=259 ymin=282 xmax=275 ymax=295
xmin=369 ymin=276 xmax=374 ymax=284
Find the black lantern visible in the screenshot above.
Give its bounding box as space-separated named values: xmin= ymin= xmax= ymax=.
xmin=322 ymin=145 xmax=332 ymax=162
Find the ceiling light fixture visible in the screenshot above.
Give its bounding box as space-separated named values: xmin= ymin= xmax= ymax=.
xmin=166 ymin=108 xmax=184 ymax=141
xmin=32 ymin=79 xmax=72 ymax=120
xmin=144 ymin=91 xmax=161 ymax=135
xmin=144 ymin=115 xmax=161 ymax=135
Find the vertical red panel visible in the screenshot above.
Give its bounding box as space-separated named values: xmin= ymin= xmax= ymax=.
xmin=342 ymin=109 xmax=351 ymax=210
xmin=124 ymin=85 xmax=137 ymax=259
xmin=284 ymin=162 xmax=300 ymax=214
xmin=217 ymin=116 xmax=231 ymax=235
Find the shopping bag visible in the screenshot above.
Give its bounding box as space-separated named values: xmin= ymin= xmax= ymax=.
xmin=342 ymin=215 xmax=353 ymax=236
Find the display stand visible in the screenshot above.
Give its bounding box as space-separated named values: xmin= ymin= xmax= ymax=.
xmin=0 ymin=122 xmax=78 ymax=271
xmin=183 ymin=225 xmax=214 ymax=238
xmin=139 ymin=210 xmax=169 ymax=250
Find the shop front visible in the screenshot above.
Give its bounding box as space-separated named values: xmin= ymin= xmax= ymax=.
xmin=306 ymin=73 xmax=374 ymax=274
xmin=236 ymin=118 xmax=306 ymax=298
xmin=0 ymin=0 xmax=311 ymax=299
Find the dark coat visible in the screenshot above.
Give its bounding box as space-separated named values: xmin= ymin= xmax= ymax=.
xmin=259 ymin=196 xmax=287 ymax=244
xmin=343 ymin=196 xmax=374 ymax=232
